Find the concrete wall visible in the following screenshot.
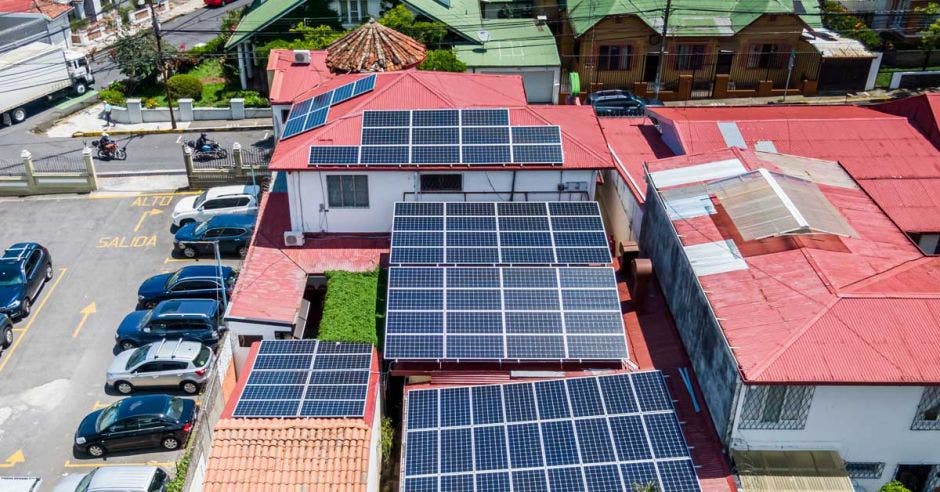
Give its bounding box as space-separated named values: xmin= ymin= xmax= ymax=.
xmin=112 ymin=99 xmax=271 ymax=124
xmin=731 ymin=385 xmax=940 ymax=492
xmin=467 ymin=66 xmax=561 ymax=104
xmin=287 ymin=169 xmax=598 ymax=233
xmin=224 ymin=318 xmax=292 ymax=374
xmin=639 ymin=182 xmax=741 ymax=441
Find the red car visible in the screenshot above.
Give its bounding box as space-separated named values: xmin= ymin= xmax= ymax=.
xmin=203 ymin=0 xmax=234 ymax=7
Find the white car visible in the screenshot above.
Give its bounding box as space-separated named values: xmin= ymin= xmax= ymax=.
xmin=172 ymin=184 xmax=259 ymax=227
xmin=53 ymin=466 xmax=168 ymax=492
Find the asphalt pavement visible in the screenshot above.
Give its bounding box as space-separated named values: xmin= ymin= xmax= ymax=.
xmin=0 ymin=192 xmax=240 ymax=491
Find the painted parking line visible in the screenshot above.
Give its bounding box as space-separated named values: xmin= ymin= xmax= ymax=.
xmin=88 ymin=191 xmax=201 ymax=200
xmin=164 ymin=257 xmax=194 ymax=264
xmin=0 ymin=268 xmax=67 ymax=374
xmin=91 ymin=401 xmax=110 ymax=410
xmin=64 ymin=460 xmax=175 ymax=468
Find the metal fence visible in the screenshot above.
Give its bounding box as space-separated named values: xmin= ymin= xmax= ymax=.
xmin=738 ymin=385 xmax=814 ymax=430
xmin=32 ymin=154 xmax=88 ymax=175
xmin=184 ymin=144 xmax=273 ymax=189
xmin=0 ymin=158 xmax=25 ymax=177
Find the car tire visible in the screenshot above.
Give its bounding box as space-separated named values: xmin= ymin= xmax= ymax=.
xmin=181 ymin=381 xmax=200 ymax=395
xmin=183 ymin=246 xmax=197 ymax=258
xmin=238 ymin=246 xmax=248 ymax=258
xmin=11 ymin=107 xmax=26 ymax=124
xmin=1 ymin=325 xmax=12 ymax=348
xmin=115 ymin=381 xmax=134 ymax=394
xmin=20 ymin=298 xmax=30 ymax=317
xmin=119 ymin=340 xmax=136 ymax=351
xmin=86 ymin=444 xmax=105 ymax=457
xmin=45 ymin=264 xmax=53 ymax=281
xmin=161 ymin=436 xmax=180 ymax=450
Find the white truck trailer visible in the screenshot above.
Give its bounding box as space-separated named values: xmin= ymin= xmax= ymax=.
xmin=0 ymin=41 xmax=95 ymax=125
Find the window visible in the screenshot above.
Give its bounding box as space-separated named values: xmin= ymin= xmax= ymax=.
xmin=421 ymin=174 xmax=463 ymax=192
xmin=912 ymin=386 xmax=940 ymax=430
xmin=845 ymin=462 xmax=885 ymax=479
xmin=327 ymin=175 xmax=369 ymax=208
xmin=204 ymin=228 xmax=225 ymax=238
xmin=597 ymin=45 xmax=632 ymax=70
xmin=234 ymin=196 xmax=251 ymax=207
xmin=339 ymin=0 xmax=369 ymax=23
xmin=238 ymin=334 xmax=263 ymax=347
xmin=739 ymin=385 xmax=813 ymax=430
xmin=746 ymin=43 xmax=787 ymax=69
xmin=24 ymin=251 xmax=39 ymax=273
xmin=676 ymin=44 xmax=706 ymax=70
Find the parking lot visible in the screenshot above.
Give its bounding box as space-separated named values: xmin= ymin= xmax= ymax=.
xmin=0 ymin=192 xmax=241 ymax=489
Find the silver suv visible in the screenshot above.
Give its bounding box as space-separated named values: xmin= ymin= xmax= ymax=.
xmin=107 ymin=339 xmax=213 ymax=395
xmin=53 ymin=466 xmax=168 ymax=492
xmin=171 ymin=184 xmax=260 ymax=227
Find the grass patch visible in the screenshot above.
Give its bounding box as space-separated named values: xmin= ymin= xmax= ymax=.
xmin=166 ymin=449 xmax=191 ymax=492
xmin=125 ymin=60 xmax=268 ymax=108
xmin=318 ymin=270 xmax=379 ymax=345
xmin=875 ymin=65 xmax=940 ymax=89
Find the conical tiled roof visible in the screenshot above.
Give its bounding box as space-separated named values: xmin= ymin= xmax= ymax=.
xmin=326 ymin=19 xmax=426 ymax=73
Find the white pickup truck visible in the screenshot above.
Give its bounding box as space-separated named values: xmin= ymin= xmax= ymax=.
xmin=0 ymin=41 xmax=95 ymax=125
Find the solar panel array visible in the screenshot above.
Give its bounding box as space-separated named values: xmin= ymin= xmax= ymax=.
xmin=281 ymin=74 xmax=377 ymax=140
xmin=390 ymin=202 xmax=611 ymax=265
xmin=307 ymin=108 xmax=565 ymax=166
xmin=232 ymin=340 xmax=373 ymax=418
xmin=401 ymin=371 xmax=701 ymax=492
xmin=384 ymin=266 xmax=628 ymax=361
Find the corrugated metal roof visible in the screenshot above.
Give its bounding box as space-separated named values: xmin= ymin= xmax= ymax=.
xmin=649 ymin=158 xmax=746 ymax=188
xmin=717 ymin=121 xmax=747 ymax=149
xmin=265 ymin=50 xmax=334 ymax=105
xmin=662 ymin=185 xmax=716 ymax=220
xmin=683 ymin=239 xmax=748 ymax=277
xmin=225 ymin=0 xmax=305 ymax=49
xmin=732 ymin=450 xmax=854 ymax=492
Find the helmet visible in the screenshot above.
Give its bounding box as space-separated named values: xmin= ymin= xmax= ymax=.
xmin=101 ymin=132 xmax=109 ymax=138
xmin=200 ymin=133 xmax=207 ymax=138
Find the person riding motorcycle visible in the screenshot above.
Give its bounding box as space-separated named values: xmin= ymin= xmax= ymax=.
xmin=195 ymin=133 xmax=213 ymax=151
xmin=99 ymin=132 xmax=115 ymax=151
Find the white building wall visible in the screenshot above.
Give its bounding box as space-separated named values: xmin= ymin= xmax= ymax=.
xmin=287 ymin=169 xmax=597 ymax=233
xmin=731 ymin=385 xmax=939 ymax=492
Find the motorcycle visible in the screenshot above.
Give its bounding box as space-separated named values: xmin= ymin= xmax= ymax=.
xmin=91 ymin=139 xmax=127 ymax=160
xmin=186 ymin=139 xmax=228 ymax=160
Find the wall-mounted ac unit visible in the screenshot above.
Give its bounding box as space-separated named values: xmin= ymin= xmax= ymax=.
xmin=563 ymin=181 xmax=588 ymax=191
xmin=284 ymin=231 xmax=305 ymax=247
xmin=293 ymin=50 xmax=311 ymax=65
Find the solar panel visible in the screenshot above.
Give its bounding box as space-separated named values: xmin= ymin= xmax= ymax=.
xmin=390 ymin=201 xmax=610 ymax=266
xmin=461 ymin=108 xmax=509 ymax=126
xmin=280 ymin=74 xmax=376 ymax=140
xmin=232 ymin=339 xmax=372 ymax=418
xmin=512 ymin=144 xmax=564 ymax=164
xmin=309 ymin=146 xmax=359 ymax=165
xmin=384 ymin=266 xmax=628 ymax=361
xmin=511 ymin=126 xmax=562 ymax=144
xmin=400 ymin=372 xmax=701 ymax=492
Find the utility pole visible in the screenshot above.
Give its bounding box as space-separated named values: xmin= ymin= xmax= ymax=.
xmin=145 ymin=0 xmax=176 ymax=129
xmin=653 ymin=0 xmax=672 ymax=99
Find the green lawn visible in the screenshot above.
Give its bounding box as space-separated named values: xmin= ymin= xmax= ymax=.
xmin=318 ymin=270 xmax=380 ymax=345
xmin=876 ymin=65 xmax=940 ymax=89
xmin=130 ymin=60 xmax=266 ymax=108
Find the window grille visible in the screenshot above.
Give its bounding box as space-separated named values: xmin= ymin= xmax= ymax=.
xmin=739 ymin=385 xmax=813 ymax=430
xmin=845 ymin=462 xmax=884 ymax=479
xmin=912 ymin=386 xmax=940 ymax=430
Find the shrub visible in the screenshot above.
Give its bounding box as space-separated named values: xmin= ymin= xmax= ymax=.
xmin=880 ymin=481 xmax=912 ymax=492
xmin=117 ymin=5 xmax=132 ymax=25
xmin=143 ymin=97 xmax=159 ymax=108
xmin=189 ymin=35 xmax=225 ymax=57
xmin=166 ymin=450 xmax=191 ymax=492
xmin=419 ymin=49 xmax=467 ymax=72
xmin=234 ymin=90 xmax=268 ymax=107
xmin=98 ymin=88 xmax=126 ymax=106
xmin=167 ymin=74 xmax=203 ymax=100
xmin=70 ymin=17 xmax=90 ymax=31
xmin=380 ymin=417 xmax=394 ymax=464
xmin=318 ymin=270 xmax=379 ymax=345
xmin=822 ymin=1 xmax=882 ymax=50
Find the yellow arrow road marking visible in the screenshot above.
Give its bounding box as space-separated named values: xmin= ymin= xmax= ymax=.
xmin=72 ymin=302 xmax=97 ymax=338
xmin=0 ymin=268 xmax=66 ymax=374
xmin=133 ymin=208 xmax=164 ymax=233
xmin=0 ymin=450 xmax=24 ymax=468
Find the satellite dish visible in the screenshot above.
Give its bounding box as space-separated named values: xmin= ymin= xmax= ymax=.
xmin=478 ymin=30 xmax=491 ymax=42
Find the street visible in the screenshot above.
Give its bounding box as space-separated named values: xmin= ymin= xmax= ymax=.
xmin=0 ymin=193 xmax=240 ymax=490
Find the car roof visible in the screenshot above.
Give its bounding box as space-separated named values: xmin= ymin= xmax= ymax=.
xmin=204 ymin=213 xmax=257 ymax=228
xmin=116 ymin=394 xmax=173 ymax=417
xmin=153 ymin=299 xmax=218 ymax=320
xmin=205 ymin=184 xmax=260 ymax=200
xmin=87 ymin=466 xmax=161 ymax=490
xmin=176 ymin=265 xmax=233 ymax=279
xmin=147 ymin=339 xmax=203 ymax=361
xmin=1 ymin=243 xmax=39 ymax=261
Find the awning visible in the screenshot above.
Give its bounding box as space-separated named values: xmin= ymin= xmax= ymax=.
xmin=732 ymin=450 xmax=854 ymax=492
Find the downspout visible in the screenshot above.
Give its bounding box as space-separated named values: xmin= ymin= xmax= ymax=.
xmin=509 ymin=170 xmax=517 ymax=201
xmin=724 ymin=377 xmax=743 ymax=447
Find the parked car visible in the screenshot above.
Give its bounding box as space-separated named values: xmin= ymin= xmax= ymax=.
xmin=587 ymin=90 xmax=663 ymax=117
xmin=171 ymin=184 xmax=259 ymax=228
xmin=52 ymin=466 xmax=169 ymax=492
xmin=107 ymin=339 xmax=214 ymax=395
xmin=0 ymin=243 xmax=52 ymax=318
xmin=137 ymin=265 xmax=237 ymax=309
xmin=1 ymin=313 xmax=11 ymax=352
xmin=115 ymin=299 xmax=221 ymax=351
xmin=173 ymin=213 xmax=256 ymax=259
xmin=73 ymin=394 xmax=197 ymax=457
xmin=203 ymin=0 xmax=235 ymax=7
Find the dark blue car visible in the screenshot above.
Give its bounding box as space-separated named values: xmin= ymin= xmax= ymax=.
xmin=0 ymin=243 xmax=53 ymax=319
xmin=137 ymin=265 xmax=237 ymax=309
xmin=1 ymin=313 xmax=12 ymax=352
xmin=173 ymin=213 xmax=255 ymax=259
xmin=115 ymin=299 xmax=221 ymax=351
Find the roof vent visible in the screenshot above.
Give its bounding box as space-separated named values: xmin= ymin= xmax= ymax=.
xmin=284 ymin=231 xmax=305 ymax=247
xmin=293 ymin=50 xmax=311 ymax=65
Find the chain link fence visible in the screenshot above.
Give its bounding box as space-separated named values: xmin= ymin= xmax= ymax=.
xmin=32 ymin=154 xmax=88 ymax=175
xmin=0 ymin=158 xmax=25 ymax=177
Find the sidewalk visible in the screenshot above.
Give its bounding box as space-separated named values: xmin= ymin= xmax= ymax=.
xmin=45 ymin=102 xmax=272 ymax=138
xmin=74 ymin=0 xmax=206 ymax=56
xmin=662 ymin=88 xmax=901 ymax=107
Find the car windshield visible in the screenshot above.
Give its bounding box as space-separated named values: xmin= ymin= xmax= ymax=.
xmin=126 ymin=346 xmax=149 ymax=369
xmin=138 ymin=310 xmax=154 ymax=328
xmin=194 ymin=221 xmax=210 ymax=236
xmin=165 ymin=271 xmax=181 ymax=287
xmin=165 ymin=397 xmax=184 ymax=421
xmin=75 ymin=468 xmax=98 ymax=492
xmin=96 ymin=402 xmax=121 ymax=432
xmin=0 ymin=263 xmax=23 ymax=286
xmin=194 ymin=345 xmax=212 ymax=367
xmin=193 ymin=191 xmax=208 ymax=208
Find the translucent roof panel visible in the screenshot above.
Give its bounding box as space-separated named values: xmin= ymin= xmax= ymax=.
xmin=707 ymin=169 xmax=857 ymax=241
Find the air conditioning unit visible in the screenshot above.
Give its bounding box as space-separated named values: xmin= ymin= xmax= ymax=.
xmin=562 ymin=181 xmax=588 ymax=192
xmin=293 ymin=50 xmax=311 ymax=65
xmin=284 ymin=231 xmax=305 ymax=247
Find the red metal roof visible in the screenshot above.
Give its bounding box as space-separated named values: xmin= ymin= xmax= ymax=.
xmin=872 ymin=92 xmax=940 ymax=149
xmin=648 ymin=147 xmax=940 ymax=384
xmin=599 ymin=117 xmax=676 ymax=201
xmin=0 ymin=0 xmax=71 ymax=17
xmin=266 ymin=49 xmax=334 ymax=105
xmin=227 ymin=192 xmax=388 ymax=325
xmin=269 ymin=70 xmax=614 ymax=171
xmin=650 ymin=104 xmax=940 ymax=233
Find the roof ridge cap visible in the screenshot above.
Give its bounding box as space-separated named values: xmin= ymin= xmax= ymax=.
xmin=839 ymin=256 xmax=934 ymax=293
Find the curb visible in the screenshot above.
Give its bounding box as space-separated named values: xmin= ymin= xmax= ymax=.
xmin=98 ymin=169 xmax=188 ymax=177
xmin=72 ymin=124 xmax=273 ymax=138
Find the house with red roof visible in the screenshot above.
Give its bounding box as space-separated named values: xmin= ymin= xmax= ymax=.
xmin=0 ymin=0 xmax=73 ymax=53
xmin=639 ymin=145 xmax=940 ymax=492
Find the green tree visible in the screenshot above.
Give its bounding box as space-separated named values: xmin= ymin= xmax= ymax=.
xmin=880 ymin=480 xmax=912 ymax=492
xmin=418 ymin=49 xmax=466 ymax=72
xmin=821 ymin=1 xmax=882 ymax=50
xmin=378 ymin=4 xmax=446 ymax=46
xmin=110 ymin=32 xmax=162 ymax=81
xmin=297 ymin=0 xmax=342 ymax=30
xmin=917 ymin=3 xmax=940 ymax=69
xmin=254 ymin=23 xmax=345 ymax=63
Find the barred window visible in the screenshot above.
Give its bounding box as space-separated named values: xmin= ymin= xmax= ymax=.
xmin=739 ymin=385 xmax=813 ymax=430
xmin=746 ymin=43 xmax=788 ymax=69
xmin=676 ymin=44 xmax=706 ymax=70
xmin=326 ymin=175 xmax=369 ymax=208
xmin=598 ymin=45 xmax=633 ymax=71
xmin=912 ymin=386 xmax=940 ymax=430
xmin=845 ymin=462 xmax=884 ymax=479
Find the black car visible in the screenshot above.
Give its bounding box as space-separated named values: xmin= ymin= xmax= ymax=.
xmin=115 ymin=299 xmax=221 ymax=351
xmin=137 ymin=265 xmax=237 ymax=309
xmin=587 ymin=90 xmax=664 ymax=117
xmin=1 ymin=313 xmax=11 ymax=352
xmin=173 ymin=213 xmax=256 ymax=259
xmin=0 ymin=243 xmax=52 ymax=319
xmin=74 ymin=394 xmax=197 ymax=457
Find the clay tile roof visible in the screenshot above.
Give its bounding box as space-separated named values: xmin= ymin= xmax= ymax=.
xmin=204 ymin=418 xmax=372 ymax=492
xmin=326 ymin=19 xmax=426 ymax=73
xmin=0 ymin=0 xmax=72 ymax=17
